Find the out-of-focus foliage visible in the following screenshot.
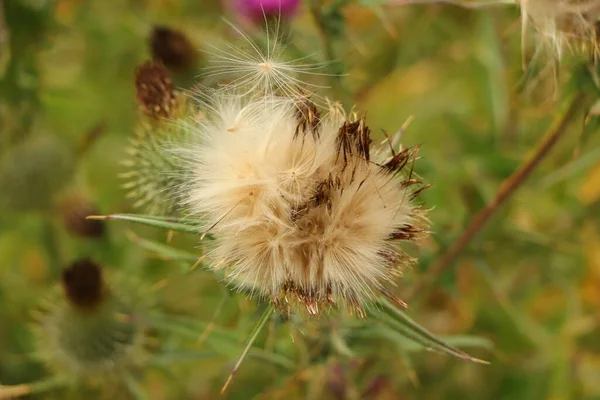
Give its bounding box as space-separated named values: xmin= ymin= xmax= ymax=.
xmin=1 ymin=0 xmax=600 ymax=399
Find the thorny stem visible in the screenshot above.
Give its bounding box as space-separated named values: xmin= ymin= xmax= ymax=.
xmin=0 ymin=376 xmax=70 ymax=399
xmin=406 ymin=92 xmax=587 ymax=302
xmin=221 ymin=304 xmax=276 ymax=395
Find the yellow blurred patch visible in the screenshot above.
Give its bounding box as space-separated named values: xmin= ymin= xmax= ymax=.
xmin=56 ymin=0 xmax=81 ymax=24
xmin=343 ymin=5 xmax=378 ymax=31
xmin=578 ymin=161 xmax=600 ymax=205
xmin=581 ymin=223 xmax=600 ymax=308
xmin=23 ymin=250 xmax=48 ymax=283
xmin=529 ymin=287 xmax=565 ymax=321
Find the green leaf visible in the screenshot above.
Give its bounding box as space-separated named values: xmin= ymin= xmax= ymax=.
xmin=125 ymin=230 xmax=202 ymax=263
xmin=87 ymin=213 xmax=213 ymax=238
xmin=375 ymin=297 xmax=490 ymax=364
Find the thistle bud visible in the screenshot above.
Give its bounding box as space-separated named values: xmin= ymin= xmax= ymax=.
xmin=149 ymin=25 xmax=199 ymax=73
xmin=34 ymin=259 xmax=148 ymax=377
xmin=59 ymin=195 xmax=105 ymax=239
xmin=61 ymin=259 xmax=105 ymax=309
xmin=134 ymin=61 xmax=177 ymax=119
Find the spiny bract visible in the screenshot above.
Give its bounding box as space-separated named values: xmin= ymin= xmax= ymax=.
xmin=181 ymin=95 xmax=428 ymax=317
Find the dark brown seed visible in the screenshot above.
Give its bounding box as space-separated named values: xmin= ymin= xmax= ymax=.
xmin=61 ymin=258 xmax=105 ymax=310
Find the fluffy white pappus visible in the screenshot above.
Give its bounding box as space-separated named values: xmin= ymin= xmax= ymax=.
xmin=180 ymin=94 xmax=428 ymax=317
xmin=202 ymin=19 xmax=333 ymax=105
xmin=520 ymin=0 xmax=600 ymax=60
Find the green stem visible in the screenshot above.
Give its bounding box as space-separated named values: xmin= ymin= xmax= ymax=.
xmin=221 ymin=304 xmax=276 ymax=394
xmin=406 ymin=92 xmax=587 ymax=302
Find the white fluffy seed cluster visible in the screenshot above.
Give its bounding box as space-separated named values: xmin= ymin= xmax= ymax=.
xmin=520 ymin=0 xmax=600 ymax=58
xmin=181 ymin=94 xmax=427 ymax=316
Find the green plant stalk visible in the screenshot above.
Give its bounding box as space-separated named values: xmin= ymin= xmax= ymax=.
xmin=221 ymin=304 xmax=276 ymax=394
xmin=406 ymin=92 xmax=587 ymax=302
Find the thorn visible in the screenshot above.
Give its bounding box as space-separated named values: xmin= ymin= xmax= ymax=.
xmin=379 ymin=287 xmax=409 ymax=310
xmin=190 ymin=256 xmax=206 ymax=271
xmin=85 ymin=215 xmax=109 ymax=220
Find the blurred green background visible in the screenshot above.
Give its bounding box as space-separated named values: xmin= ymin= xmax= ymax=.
xmin=1 ymin=0 xmax=600 ymax=399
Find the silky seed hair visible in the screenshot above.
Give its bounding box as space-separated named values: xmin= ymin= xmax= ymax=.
xmin=520 ymin=0 xmax=600 ymax=60
xmin=202 ymin=19 xmax=332 ymax=104
xmin=176 ymin=92 xmax=428 ymax=317
xmin=133 ymin=20 xmax=430 ymax=317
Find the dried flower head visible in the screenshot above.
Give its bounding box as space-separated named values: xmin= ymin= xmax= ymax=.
xmin=181 ymin=95 xmax=428 ymax=317
xmin=34 ymin=259 xmax=149 ymax=377
xmin=519 ymin=0 xmax=600 ymax=60
xmin=149 ymin=25 xmax=199 ymax=72
xmin=135 ymin=61 xmax=178 ymax=119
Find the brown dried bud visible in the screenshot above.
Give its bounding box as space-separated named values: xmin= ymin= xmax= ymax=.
xmin=61 ymin=258 xmax=105 ymax=310
xmin=59 ymin=195 xmax=104 ymax=239
xmin=135 ymin=61 xmax=177 ymax=118
xmin=149 ymin=25 xmax=198 ymax=72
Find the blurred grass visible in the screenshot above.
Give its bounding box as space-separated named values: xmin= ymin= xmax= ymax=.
xmin=1 ymin=0 xmax=600 ymax=399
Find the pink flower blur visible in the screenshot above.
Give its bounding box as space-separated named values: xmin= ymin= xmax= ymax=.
xmin=234 ymin=0 xmax=302 ymax=23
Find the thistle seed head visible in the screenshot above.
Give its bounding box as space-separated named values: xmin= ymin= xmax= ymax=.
xmin=520 ymin=0 xmax=600 ymax=60
xmin=181 ymin=95 xmax=428 ymax=317
xmin=202 ymin=20 xmax=330 ymax=102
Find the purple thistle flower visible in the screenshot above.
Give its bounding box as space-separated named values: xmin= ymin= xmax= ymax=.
xmin=232 ymin=0 xmax=302 ymax=24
